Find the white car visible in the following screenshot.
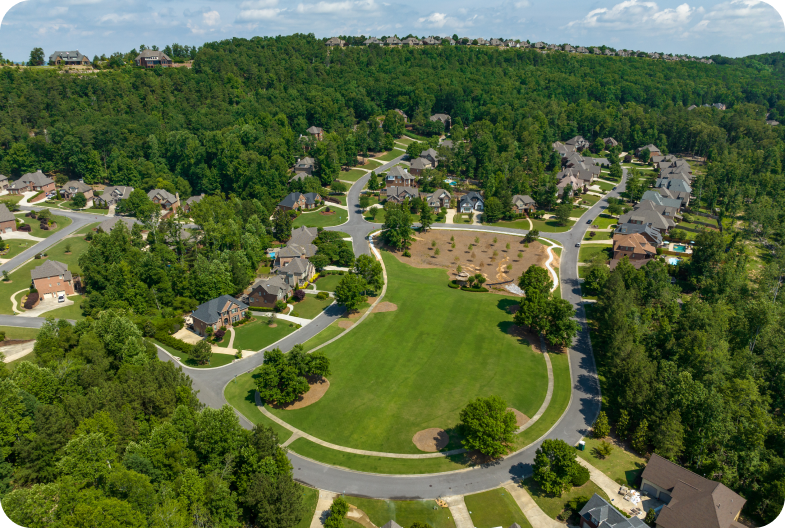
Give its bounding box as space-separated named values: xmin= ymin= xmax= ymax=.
xmin=57 ymin=294 xmax=65 ymax=303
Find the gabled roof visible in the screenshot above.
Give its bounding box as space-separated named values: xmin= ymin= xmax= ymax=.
xmin=512 ymin=194 xmax=537 ymax=206
xmin=290 ymin=226 xmax=318 ymax=247
xmin=409 ymin=158 xmax=431 ymax=170
xmin=251 ymin=276 xmax=291 ymax=296
xmin=387 ymin=166 xmax=413 ymax=179
xmin=279 ymin=192 xmax=304 ymax=208
xmin=31 ymin=260 xmax=72 ymax=282
xmin=614 ymin=222 xmax=663 ymax=245
xmin=306 ymin=126 xmax=323 ymax=134
xmin=49 ymin=50 xmax=89 ymax=62
xmin=101 ymin=185 xmax=134 ymax=200
xmin=0 ymin=204 xmax=15 ymax=223
xmin=579 ymin=494 xmax=647 ymax=528
xmin=613 ymin=232 xmax=657 ymax=257
xmin=458 ymin=191 xmax=484 ymax=205
xmin=303 ymin=193 xmax=321 ymax=205
xmin=281 ymin=257 xmax=312 ymax=275
xmin=296 ymin=157 xmax=316 ymax=168
xmin=642 ymin=190 xmax=682 ymax=209
xmin=147 ymin=189 xmax=178 ymax=203
xmin=136 ymin=49 xmax=171 ymax=61
xmin=420 ymin=148 xmax=439 ymax=161
xmin=192 ymin=295 xmax=248 ymax=325
xmin=11 ymin=170 xmax=54 ymax=188
xmin=186 ymin=194 xmax=206 ymax=206
xmin=386 ymin=186 xmax=419 ymax=201
xmin=62 ymin=181 xmax=92 ymax=194
xmin=97 ymin=216 xmax=139 ymax=233
xmin=429 ymin=113 xmax=451 ymax=123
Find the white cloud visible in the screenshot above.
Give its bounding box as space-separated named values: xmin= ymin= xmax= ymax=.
xmin=202 ymin=10 xmax=220 ymax=26
xmin=692 ymin=0 xmax=785 ymax=35
xmin=239 ymin=0 xmax=278 ymax=8
xmin=566 ymin=0 xmax=695 ymax=30
xmin=237 ymin=8 xmax=282 ymax=19
xmin=418 ymin=12 xmax=447 ymax=27
xmin=295 ymin=0 xmax=376 ymax=14
xmin=98 ymin=13 xmax=135 ymax=24
xmin=514 ymin=0 xmax=530 ymax=8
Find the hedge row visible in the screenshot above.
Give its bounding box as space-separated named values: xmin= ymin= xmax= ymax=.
xmin=154 ymin=332 xmax=193 ymax=355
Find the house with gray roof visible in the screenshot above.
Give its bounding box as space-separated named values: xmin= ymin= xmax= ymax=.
xmin=97 ymin=216 xmax=140 ymax=234
xmin=148 ymin=189 xmax=180 ymax=211
xmin=512 ymin=194 xmax=537 ymax=215
xmin=603 ymin=137 xmax=618 ymax=147
xmin=385 ymin=36 xmax=402 ymax=46
xmin=385 ymin=166 xmax=417 ymax=187
xmin=289 ymin=226 xmax=318 ymax=247
xmin=424 ymin=189 xmax=451 ymax=211
xmin=642 ymin=190 xmax=682 ymax=209
xmin=279 ymin=257 xmax=315 ymax=288
xmin=422 ymin=36 xmax=441 ymax=45
xmin=246 ymin=276 xmax=292 ymax=309
xmin=533 ymin=42 xmax=545 ymax=48
xmin=402 ymin=38 xmax=422 ymax=46
xmin=619 ymin=200 xmax=678 ymax=231
xmin=135 ymin=49 xmax=172 ymax=68
xmin=458 ymin=191 xmax=484 ymax=213
xmin=384 ymin=186 xmax=419 ymax=204
xmin=553 ymin=141 xmax=576 ymax=157
xmin=60 ymin=180 xmax=93 ymax=201
xmin=0 ymin=175 xmax=8 ymax=191
xmin=183 ymin=194 xmax=206 ymax=212
xmin=326 ymin=37 xmax=345 ymax=47
xmin=49 ymin=50 xmax=90 ymax=66
xmin=94 ymin=185 xmax=134 ymax=206
xmin=578 ymin=493 xmax=648 ymax=528
xmin=429 ymin=113 xmax=451 ymax=128
xmin=409 ymin=157 xmax=432 ymax=176
xmin=614 ymin=222 xmax=663 ymax=246
xmin=294 ymin=157 xmax=316 ymax=175
xmin=191 ymin=295 xmax=248 ymax=336
xmin=635 ymin=144 xmax=661 ymax=157
xmin=565 ymin=135 xmax=591 ymax=151
xmin=306 ymin=126 xmax=324 ymax=141
xmin=0 ymin=203 xmax=16 ymax=233
xmin=363 ymin=37 xmax=382 ymax=46
xmin=8 ymin=171 xmax=55 ymax=195
xmin=592 ymin=158 xmax=611 ymax=168
xmin=419 ymin=148 xmax=440 ymax=166
xmin=31 ymin=260 xmax=75 ymax=299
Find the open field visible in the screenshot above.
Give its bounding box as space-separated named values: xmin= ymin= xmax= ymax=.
xmin=293 ymin=207 xmax=348 ymax=228
xmin=272 ymin=251 xmax=549 ymax=454
xmin=375 ymin=149 xmax=404 ymax=162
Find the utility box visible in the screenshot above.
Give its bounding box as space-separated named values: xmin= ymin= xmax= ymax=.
xmin=578 ymin=440 xmax=586 ymax=451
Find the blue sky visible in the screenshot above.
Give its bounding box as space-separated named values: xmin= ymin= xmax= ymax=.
xmin=0 ymin=0 xmax=783 ymax=61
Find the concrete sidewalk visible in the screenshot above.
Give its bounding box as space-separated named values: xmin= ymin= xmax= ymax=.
xmin=309 ymin=490 xmax=338 ymax=528
xmin=502 ymin=481 xmax=566 ymax=528
xmin=444 ymin=495 xmax=473 ymax=528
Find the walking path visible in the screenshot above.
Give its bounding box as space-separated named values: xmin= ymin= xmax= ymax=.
xmin=444 ymin=496 xmax=473 ymax=528
xmin=502 ymin=481 xmax=565 ymax=528
xmin=518 ymin=336 xmax=554 ymax=434
xmin=575 ymin=457 xmax=644 ymax=517
xmin=227 ymin=327 xmax=236 ymax=350
xmin=1 ymin=232 xmax=45 ymax=242
xmin=309 ymin=490 xmax=339 ymax=528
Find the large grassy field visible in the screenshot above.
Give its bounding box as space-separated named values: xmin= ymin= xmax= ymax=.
xmin=216 ymin=316 xmax=297 ymax=351
xmin=344 ymin=496 xmax=455 ymax=528
xmin=301 ymin=322 xmax=345 ymax=352
xmin=290 ymin=295 xmax=333 ymax=319
xmin=270 ymin=251 xmax=549 ymax=454
xmin=465 ymin=488 xmax=532 ymax=528
xmin=292 ymin=207 xmax=348 ymax=228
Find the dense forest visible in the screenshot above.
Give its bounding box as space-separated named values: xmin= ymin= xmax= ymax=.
xmin=0 ymin=35 xmax=784 ymax=525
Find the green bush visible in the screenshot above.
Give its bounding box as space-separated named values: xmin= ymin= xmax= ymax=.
xmin=571 ymin=465 xmax=590 ymax=487
xmin=316 ymin=291 xmax=329 ymax=300
xmin=403 ymin=250 xmax=411 ymax=257
xmin=154 ymin=332 xmax=194 ymax=355
xmin=249 ymin=306 xmax=275 ymax=312
xmin=448 ymin=281 xmax=460 ymax=289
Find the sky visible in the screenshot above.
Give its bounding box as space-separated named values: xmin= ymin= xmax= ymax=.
xmin=0 ymin=0 xmax=783 ymax=62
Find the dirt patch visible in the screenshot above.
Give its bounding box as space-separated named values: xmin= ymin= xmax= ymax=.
xmin=273 ymin=376 xmax=330 ymax=410
xmin=507 ymin=407 xmax=530 ymax=427
xmin=337 ymin=320 xmax=354 ymax=329
xmin=388 ymin=230 xmax=548 ymax=289
xmin=506 ymin=324 xmax=543 ymax=353
xmin=320 ymin=211 xmax=336 ymax=216
xmin=373 ymin=302 xmax=398 ymax=313
xmin=268 ymin=323 xmax=278 ymax=328
xmin=0 ymin=339 xmax=34 ymax=347
xmin=413 ymin=428 xmax=450 ymax=452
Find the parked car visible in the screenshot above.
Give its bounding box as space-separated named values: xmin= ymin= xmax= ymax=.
xmin=587 ymin=219 xmax=593 ymax=224
xmin=57 ymin=293 xmax=65 ymax=303
xmin=575 ymin=243 xmax=581 ymax=247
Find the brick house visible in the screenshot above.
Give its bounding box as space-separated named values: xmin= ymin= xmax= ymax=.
xmin=48 ymin=50 xmax=90 ymax=66
xmin=183 ymin=194 xmax=205 ymax=213
xmin=191 ymin=295 xmax=248 ymax=336
xmin=383 ymin=186 xmax=419 ymax=204
xmin=7 ymin=171 xmax=56 ymax=195
xmin=511 ymin=194 xmax=537 ymax=215
xmin=147 ymin=189 xmax=180 ymax=211
xmin=385 ymin=166 xmax=417 ymax=188
xmin=0 ymin=175 xmax=8 ymax=191
xmin=306 ymin=126 xmax=324 ymax=141
xmin=0 ymin=204 xmax=16 ymax=233
xmin=60 ymin=181 xmax=93 ymax=201
xmin=94 ymin=185 xmax=133 ymax=206
xmin=612 ymin=232 xmax=657 ymax=264
xmin=409 ymin=158 xmax=432 ymax=176
xmin=246 ymin=276 xmax=292 ymax=308
xmin=423 ymin=189 xmax=451 ymax=211
xmin=31 ymin=260 xmax=75 ymax=300
xmin=277 ymin=192 xmax=321 ymax=212
xmin=135 ymin=49 xmax=173 ymax=68
xmin=279 ymin=258 xmax=315 ymax=288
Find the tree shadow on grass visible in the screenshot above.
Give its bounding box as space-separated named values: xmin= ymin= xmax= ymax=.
xmin=497 ymin=298 xmax=519 ymax=313
xmin=497 ymin=321 xmax=533 ymax=348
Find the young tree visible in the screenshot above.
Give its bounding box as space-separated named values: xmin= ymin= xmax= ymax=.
xmin=533 ymin=439 xmax=581 ymax=496
xmin=367 ymin=172 xmax=379 ymax=191
xmin=555 ymin=202 xmax=572 ymax=226
xmin=382 ymin=203 xmax=413 ymax=250
xmin=324 ymin=496 xmax=350 ymax=528
xmin=593 ymin=411 xmax=610 ymax=439
xmin=644 ymin=508 xmax=657 ymax=526
xmin=616 ymin=409 xmax=631 ymax=439
xmin=71 ymin=193 xmax=87 ymax=208
xmin=596 ymin=441 xmax=614 ymax=458
xmin=353 ymin=254 xmax=384 ymax=293
xmin=632 ymin=419 xmax=649 ymax=454
xmin=459 ymin=396 xmax=516 ymax=458
xmin=420 ymin=206 xmax=434 ymax=232
xmin=335 ymin=273 xmax=368 ymax=312
xmin=359 ymin=195 xmax=371 ymax=210
xmin=191 ymin=340 xmax=212 ymax=365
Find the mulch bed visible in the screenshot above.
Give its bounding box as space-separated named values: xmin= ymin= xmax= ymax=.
xmin=507 ymin=407 xmax=530 ymax=427
xmin=320 ymin=211 xmax=336 ymax=216
xmin=0 ymin=339 xmax=34 ymax=347
xmin=412 ymin=428 xmax=450 ymax=452
xmin=273 ymin=376 xmax=330 ymax=410
xmin=372 ymin=302 xmax=397 ymax=313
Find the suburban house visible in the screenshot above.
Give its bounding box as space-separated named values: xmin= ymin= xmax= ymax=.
xmin=135 ymin=49 xmax=173 ymax=68
xmin=277 ymin=192 xmax=321 ymax=212
xmin=429 ymin=113 xmax=451 ymax=128
xmin=306 ymin=126 xmax=324 ymax=141
xmin=191 ymin=295 xmax=249 ymax=336
xmin=565 ymin=135 xmax=591 ymax=151
xmin=576 ymin=46 xmax=589 ymax=53
xmin=557 ymin=166 xmax=596 ymax=190
xmin=31 ymin=260 xmax=76 ymax=300
xmin=409 ymin=157 xmax=432 ymax=176
xmin=59 ymin=180 xmax=93 ymax=200
xmin=364 ymin=37 xmax=382 ymax=45
xmin=422 ymin=37 xmax=441 ymax=45
xmin=246 ymin=276 xmax=292 ymax=308
xmin=619 ymin=200 xmax=678 ymax=232
xmin=457 ymin=191 xmax=484 ymax=213
xmin=635 ymin=144 xmax=662 ymax=157
xmin=147 ymin=189 xmax=180 ymax=211
xmin=94 ymin=185 xmax=134 ymax=206
xmin=7 ymin=171 xmax=56 ymax=195
xmin=385 ymin=166 xmax=417 ymax=188
xmin=651 ymin=154 xmax=679 ymax=167
xmin=0 ymin=204 xmax=17 ymax=233
xmin=424 ymin=189 xmax=451 ymax=211
xmin=402 ymin=37 xmax=421 ymax=46
xmin=604 ymin=137 xmax=619 ymax=147
xmin=533 ymin=41 xmax=545 ymax=48
xmin=395 ymin=108 xmax=408 ymax=121
xmin=294 ymin=157 xmax=316 ymax=175
xmin=614 ymin=222 xmax=663 ymax=246
xmin=279 ymin=258 xmax=315 ymax=288
xmin=578 ymin=494 xmax=647 ymax=528
xmin=275 ymin=241 xmax=317 ymax=268
xmin=0 ymin=175 xmax=8 ymax=190
xmin=419 ymin=148 xmax=440 ymax=166
xmin=557 ymin=173 xmax=583 ymax=193
xmin=290 ymin=172 xmax=310 ymax=183
xmin=97 ymin=216 xmax=139 ymax=233
xmin=48 ymin=50 xmax=90 ymax=66
xmin=290 ymin=226 xmax=318 ymax=245
xmin=655 ymin=178 xmax=692 ymax=206
xmin=385 ymin=37 xmax=402 ymax=47
xmin=653 ymin=186 xmax=691 ymax=208
xmin=640 ymin=454 xmax=745 ymax=528
xmin=553 ymin=141 xmax=575 ymax=157
xmin=384 ymin=186 xmax=419 ymax=203
xmin=641 ymin=190 xmax=684 ymax=210
xmin=511 ymin=194 xmax=537 ymax=215
xmin=612 ymin=232 xmax=657 ymax=267
xmin=183 ymin=194 xmax=206 ymax=212
xmin=325 ymin=37 xmax=346 ymax=47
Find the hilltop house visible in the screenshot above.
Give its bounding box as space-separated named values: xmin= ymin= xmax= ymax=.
xmin=402 ymin=38 xmax=422 ymax=46
xmin=135 ymin=49 xmax=173 ymax=68
xmin=59 ymin=180 xmax=93 ymax=201
xmin=147 ymin=189 xmax=180 ymax=211
xmin=0 ymin=204 xmax=16 ymax=233
xmin=457 ymin=191 xmax=484 ymax=213
xmin=94 ymin=185 xmax=133 ymax=206
xmin=183 ymin=194 xmax=206 ymax=213
xmin=385 ymin=37 xmax=402 ymax=47
xmin=640 ymin=454 xmax=745 ymax=528
xmin=31 ymin=260 xmax=75 ymax=300
xmin=7 ymin=171 xmax=56 ymax=195
xmin=512 ymin=194 xmax=537 ymax=215
xmin=325 ymin=37 xmax=345 ymax=47
xmin=306 ymin=126 xmax=324 ymax=141
xmin=191 ymin=295 xmax=248 ymax=336
xmin=49 ymin=51 xmax=90 ymax=66
xmin=294 ymin=157 xmax=316 ymax=175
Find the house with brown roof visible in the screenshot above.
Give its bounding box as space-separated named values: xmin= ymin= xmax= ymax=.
xmin=512 ymin=194 xmax=537 ymax=215
xmin=612 ymin=232 xmax=657 ymax=266
xmin=31 ymin=260 xmax=75 ymax=300
xmin=385 ymin=166 xmax=416 ymax=188
xmin=423 ymin=189 xmax=451 ymax=211
xmin=8 ymin=171 xmax=55 ymax=195
xmin=135 ymin=49 xmax=173 ymax=68
xmin=306 ymin=126 xmax=324 ymax=141
xmin=60 ymin=180 xmax=93 ymax=201
xmin=246 ymin=276 xmax=292 ymax=308
xmin=326 ymin=37 xmax=345 ymax=47
xmin=191 ymin=295 xmax=248 ymax=336
xmin=0 ymin=204 xmax=16 ymax=233
xmin=640 ymin=454 xmax=746 ymax=528
xmin=147 ymin=189 xmax=180 ymax=211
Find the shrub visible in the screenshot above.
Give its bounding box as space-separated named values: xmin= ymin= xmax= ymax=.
xmin=571 ymin=465 xmax=591 ymax=487
xmin=596 ymin=441 xmax=614 ymax=459
xmin=274 ymin=300 xmax=287 ymax=312
xmin=213 ymin=329 xmax=226 ymax=341
xmin=403 ymin=250 xmax=411 ymax=257
xmin=448 ymin=281 xmax=460 ymax=289
xmin=0 ymin=331 xmax=5 ymax=342
xmin=235 ymin=351 xmax=243 ymax=359
xmin=293 ymin=289 xmax=306 ymax=302
xmin=316 ymin=291 xmax=329 ymax=300
xmin=154 ymin=332 xmax=194 ymax=355
xmin=291 ymin=312 xmax=300 ymax=317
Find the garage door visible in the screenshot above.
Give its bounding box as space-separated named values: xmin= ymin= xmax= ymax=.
xmin=642 ymin=483 xmax=659 ymax=497
xmin=659 ymin=491 xmax=672 ymax=504
xmin=44 ymin=292 xmax=54 ymax=299
xmin=4 ymin=228 xmax=11 ymax=233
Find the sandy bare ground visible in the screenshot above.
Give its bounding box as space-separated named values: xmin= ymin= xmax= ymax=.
xmin=372 ymin=301 xmax=398 ymax=313
xmin=507 ymin=407 xmax=530 ymax=427
xmin=274 ymin=376 xmax=330 ymax=410
xmin=337 ymin=320 xmax=354 ymax=329
xmin=389 ymin=231 xmax=548 ymax=286
xmin=412 ymin=428 xmax=450 ymax=452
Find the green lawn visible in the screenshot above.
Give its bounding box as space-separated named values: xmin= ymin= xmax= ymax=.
xmin=291 ymin=295 xmax=333 ymax=319
xmin=530 ymin=218 xmax=575 ymax=233
xmin=153 ymin=340 xmax=236 ymax=369
xmin=465 ymin=489 xmax=532 ymax=528
xmin=576 ymin=436 xmax=646 ymax=487
xmin=302 ymin=323 xmax=345 ymax=353
xmin=313 ymin=274 xmax=344 ymax=292
xmin=580 ymin=245 xmax=613 ymax=263
xmin=41 ymin=237 xmax=91 ymax=274
xmin=577 ymin=194 xmax=601 ymax=206
xmin=678 ymin=221 xmax=715 ymax=232
xmin=219 ymin=316 xmax=297 ymax=351
xmin=454 ymin=213 xmax=475 ymax=224
xmin=269 ymin=251 xmax=549 ymax=454
xmin=0 ymin=326 xmax=40 ymax=341
xmin=403 ymin=130 xmax=429 ymax=141
xmin=0 ymin=195 xmax=24 ymax=206
xmin=73 ymin=222 xmax=99 ymax=236
xmin=39 ymin=295 xmax=85 ymax=320
xmin=595 ymin=181 xmax=616 ymax=192
xmin=364 ymin=208 xmax=385 ymax=223
xmin=327 ymin=194 xmax=347 ymax=206
xmin=224 ymin=370 xmax=293 ymax=442
xmin=1 ymin=240 xmax=35 ymax=259
xmin=25 ymin=215 xmax=72 ymax=238
xmin=293 ymin=207 xmax=348 ymax=228
xmin=587 ymin=214 xmax=618 ymax=229
xmin=395 ymin=136 xmax=416 ymax=146
xmin=584 ymin=231 xmax=614 ymax=241
xmin=520 ymin=477 xmax=611 ymax=521
xmin=375 ymin=149 xmax=404 ymax=162
xmin=360 ymin=158 xmax=384 ymax=169
xmin=344 ymin=496 xmax=455 ymax=528
xmin=295 ymin=486 xmax=320 ymax=528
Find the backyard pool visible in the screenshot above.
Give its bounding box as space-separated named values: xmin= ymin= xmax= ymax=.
xmin=672 ymin=245 xmax=688 ymax=252
xmin=668 ymin=257 xmax=681 ymax=265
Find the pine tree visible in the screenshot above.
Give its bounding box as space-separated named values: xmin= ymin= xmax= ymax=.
xmin=632 ymin=419 xmax=649 ymax=454
xmin=593 ymin=411 xmax=610 ymax=439
xmin=616 ymin=409 xmax=630 ymax=439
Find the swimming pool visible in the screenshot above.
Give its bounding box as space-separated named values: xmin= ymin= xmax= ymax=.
xmin=668 ymin=257 xmax=681 ymax=265
xmin=672 ymin=244 xmax=688 ymax=252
